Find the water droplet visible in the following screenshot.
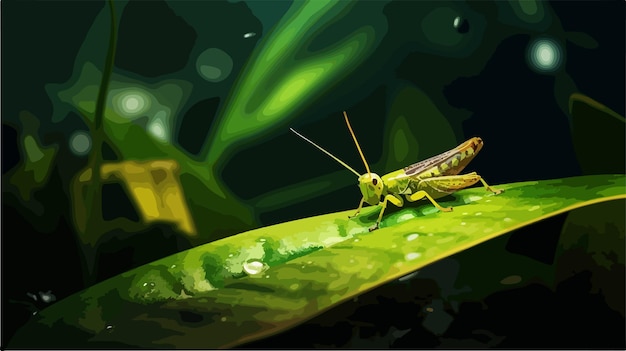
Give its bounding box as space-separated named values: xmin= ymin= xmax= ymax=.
xmin=405 ymin=252 xmax=421 ymax=261
xmin=475 ymin=212 xmax=482 ymax=216
xmin=419 ymin=225 xmax=425 ymax=229
xmin=289 ymin=283 xmax=300 ymax=290
xmin=106 ymin=325 xmax=113 ymax=330
xmin=39 ymin=290 xmax=56 ymax=303
xmin=306 ymin=261 xmax=313 ymax=265
xmin=427 ymin=233 xmax=434 ymax=237
xmin=243 ymin=32 xmax=256 ymax=38
xmin=301 ymin=265 xmax=306 ymax=269
xmin=228 ymin=253 xmax=234 ymax=257
xmin=426 ymin=307 xmax=434 ymax=313
xmin=349 ymin=259 xmax=355 ymax=263
xmin=460 ymin=222 xmax=466 ymax=226
xmin=453 ymin=16 xmax=469 ymax=33
xmin=243 ymin=260 xmax=265 ymax=275
xmin=391 ymin=244 xmax=398 ymax=248
xmin=258 ymin=238 xmax=266 ymax=242
xmin=437 ymin=237 xmax=454 ymax=244
xmin=354 ymin=238 xmax=360 ymax=242
xmin=32 ymin=311 xmax=38 ymax=316
xmin=398 ymin=271 xmax=419 ymax=282
xmin=528 ymin=205 xmax=540 ymax=211
xmin=366 ymin=264 xmax=374 ymax=269
xmin=398 ymin=213 xmax=414 ymax=222
xmin=149 ymin=282 xmax=155 ymax=287
xmin=486 ymin=199 xmax=492 ymax=202
xmin=503 ymin=217 xmax=512 ymax=222
xmin=406 ymin=233 xmax=419 ymax=241
xmin=468 ymin=195 xmax=482 ymax=202
xmin=221 ymin=316 xmax=227 ymax=322
xmin=265 ymin=275 xmax=270 ymax=279
xmin=26 ymin=292 xmax=37 ymax=301
xmin=143 ymin=282 xmax=148 ymax=287
xmin=170 ymin=264 xmax=176 ymax=269
xmin=462 ymin=212 xmax=468 ymax=215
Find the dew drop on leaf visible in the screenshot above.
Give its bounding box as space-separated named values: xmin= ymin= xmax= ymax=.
xmin=243 ymin=260 xmax=265 ymax=275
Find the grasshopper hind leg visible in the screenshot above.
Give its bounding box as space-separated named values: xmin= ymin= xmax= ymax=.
xmin=479 ymin=177 xmax=504 ymax=195
xmin=406 ymin=191 xmax=453 ymax=212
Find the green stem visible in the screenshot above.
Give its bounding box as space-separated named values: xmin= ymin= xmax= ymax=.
xmin=94 ymin=0 xmax=117 ymax=132
xmin=81 ymin=0 xmax=118 ymax=281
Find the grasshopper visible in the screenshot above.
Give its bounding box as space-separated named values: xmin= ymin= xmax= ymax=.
xmin=290 ymin=111 xmax=503 ymax=231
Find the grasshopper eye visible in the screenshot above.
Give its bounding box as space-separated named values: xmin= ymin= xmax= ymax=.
xmin=372 ymin=178 xmax=378 ymax=186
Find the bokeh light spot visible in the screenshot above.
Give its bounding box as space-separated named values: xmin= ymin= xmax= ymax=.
xmin=114 ymin=89 xmax=151 ymax=117
xmin=70 ymin=131 xmax=92 ymax=156
xmin=149 ymin=122 xmax=165 ymax=140
xmin=199 ymin=65 xmax=222 ymax=80
xmin=196 ymin=48 xmax=233 ymax=83
xmin=148 ymin=111 xmax=169 ymax=142
xmin=527 ymin=37 xmax=562 ymax=73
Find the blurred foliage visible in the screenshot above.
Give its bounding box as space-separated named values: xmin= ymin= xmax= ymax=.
xmin=73 ymin=160 xmax=196 ymax=244
xmin=569 ymin=93 xmax=625 ymax=175
xmin=383 ymin=82 xmax=457 ymax=171
xmin=7 ymin=0 xmax=618 ymax=253
xmin=9 ymin=175 xmax=625 ymax=348
xmin=203 ymin=0 xmax=389 ymax=165
xmin=5 ymin=111 xmax=58 ymax=211
xmin=2 ymin=2 xmax=624 ymax=346
xmin=555 ymin=200 xmax=625 ymax=316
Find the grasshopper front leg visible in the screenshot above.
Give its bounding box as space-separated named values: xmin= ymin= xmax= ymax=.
xmin=348 ymin=197 xmax=365 ymax=219
xmin=370 ymin=194 xmax=404 ymax=232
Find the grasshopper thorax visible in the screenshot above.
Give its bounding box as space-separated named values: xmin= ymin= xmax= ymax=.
xmin=359 ymin=173 xmax=384 ymax=206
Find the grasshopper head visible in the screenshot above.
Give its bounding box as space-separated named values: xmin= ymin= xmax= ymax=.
xmin=359 ymin=173 xmax=384 ymax=205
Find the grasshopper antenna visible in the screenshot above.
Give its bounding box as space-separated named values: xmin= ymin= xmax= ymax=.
xmin=343 ymin=111 xmax=371 ymax=177
xmin=290 ymin=128 xmax=361 ymax=177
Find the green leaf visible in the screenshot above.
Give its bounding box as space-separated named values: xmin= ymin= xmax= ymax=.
xmin=569 ymin=93 xmax=625 ymax=175
xmin=203 ymin=0 xmax=389 ymax=166
xmin=6 ymin=111 xmax=58 ymax=205
xmin=9 ymin=174 xmax=625 ymax=348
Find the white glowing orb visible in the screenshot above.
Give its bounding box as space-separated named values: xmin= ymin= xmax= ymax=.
xmin=196 ymin=48 xmax=233 ymax=83
xmin=148 ymin=120 xmax=167 ymax=141
xmin=527 ymin=38 xmax=562 ymax=73
xmin=69 ymin=131 xmax=92 ymax=156
xmin=115 ymin=90 xmax=151 ymax=117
